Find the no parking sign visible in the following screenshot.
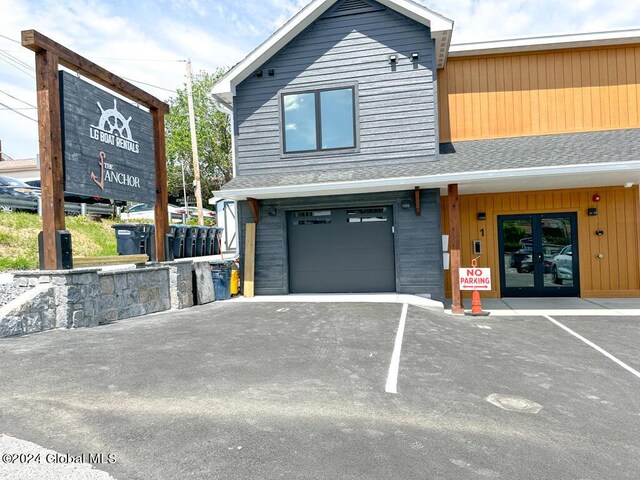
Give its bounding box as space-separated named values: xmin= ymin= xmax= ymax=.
xmin=459 ymin=267 xmax=492 ymax=291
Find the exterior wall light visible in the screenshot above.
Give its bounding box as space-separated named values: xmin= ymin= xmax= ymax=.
xmin=411 ymin=52 xmax=419 ymax=61
xmin=255 ymin=70 xmax=263 ymax=78
xmin=388 ymin=54 xmax=398 ymax=64
xmin=588 ymin=208 xmax=598 ymax=216
xmin=401 ymin=200 xmax=411 ymax=209
xmin=477 ymin=212 xmax=486 ymax=221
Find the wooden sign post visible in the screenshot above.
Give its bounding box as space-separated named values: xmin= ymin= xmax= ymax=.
xmin=448 ymin=183 xmax=464 ymax=314
xmin=22 ymin=30 xmax=170 ymax=269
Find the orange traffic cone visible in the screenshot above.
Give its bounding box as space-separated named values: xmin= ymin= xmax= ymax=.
xmin=466 ymin=290 xmax=490 ymax=316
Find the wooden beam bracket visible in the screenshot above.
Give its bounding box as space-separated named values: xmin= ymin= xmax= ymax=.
xmin=247 ymin=197 xmax=260 ymax=224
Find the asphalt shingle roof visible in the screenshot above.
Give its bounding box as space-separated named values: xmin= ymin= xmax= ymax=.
xmin=222 ymin=129 xmax=640 ymax=190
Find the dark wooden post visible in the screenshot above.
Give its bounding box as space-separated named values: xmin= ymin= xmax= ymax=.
xmin=152 ymin=108 xmax=168 ymax=261
xmin=448 ymin=183 xmax=464 ymax=314
xmin=35 ymin=49 xmax=65 ymax=270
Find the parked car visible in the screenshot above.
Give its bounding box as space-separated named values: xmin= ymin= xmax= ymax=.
xmin=514 ymin=244 xmax=564 ymax=274
xmin=0 ymin=176 xmax=40 ymax=198
xmin=0 ymin=176 xmax=40 ymax=212
xmin=120 ymin=203 xmax=186 ymax=222
xmin=25 ymin=179 xmax=125 ymax=206
xmin=510 ymin=248 xmax=532 ymax=272
xmin=550 ymin=245 xmax=574 ymax=284
xmin=187 ymin=206 xmax=216 ymax=219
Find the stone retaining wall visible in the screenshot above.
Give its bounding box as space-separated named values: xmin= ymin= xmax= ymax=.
xmin=0 ymin=260 xmax=216 ymax=337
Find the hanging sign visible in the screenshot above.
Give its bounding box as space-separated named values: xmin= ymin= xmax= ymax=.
xmin=459 ymin=266 xmax=492 ymax=290
xmin=59 ymin=71 xmax=155 ymax=203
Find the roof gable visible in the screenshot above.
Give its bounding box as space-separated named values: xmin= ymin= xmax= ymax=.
xmin=323 ymin=0 xmax=384 ymax=18
xmin=212 ymin=0 xmax=453 ymax=107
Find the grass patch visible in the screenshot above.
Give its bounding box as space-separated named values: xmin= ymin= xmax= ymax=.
xmin=0 ymin=212 xmax=118 ymax=270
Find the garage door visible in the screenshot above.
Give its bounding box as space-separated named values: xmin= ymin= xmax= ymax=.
xmin=287 ymin=206 xmax=396 ymax=293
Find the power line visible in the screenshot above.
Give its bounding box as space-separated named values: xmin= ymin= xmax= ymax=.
xmin=0 ymin=101 xmax=37 ymax=122
xmin=0 ymin=107 xmax=36 ymax=110
xmin=0 ymin=48 xmax=34 ymax=71
xmin=0 ymin=34 xmax=20 ymax=45
xmin=0 ymin=52 xmax=35 ymax=78
xmin=93 ymin=57 xmax=186 ymax=63
xmin=0 ymin=89 xmax=36 ymax=109
xmin=122 ymin=76 xmax=176 ymax=93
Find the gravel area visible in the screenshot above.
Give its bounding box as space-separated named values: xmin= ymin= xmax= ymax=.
xmin=0 ymin=283 xmax=32 ymax=309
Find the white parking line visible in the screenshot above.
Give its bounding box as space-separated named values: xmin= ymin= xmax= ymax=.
xmin=544 ymin=315 xmax=640 ymax=381
xmin=385 ymin=303 xmax=409 ymax=394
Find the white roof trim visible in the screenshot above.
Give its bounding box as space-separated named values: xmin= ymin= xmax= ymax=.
xmin=449 ymin=27 xmax=640 ymax=58
xmin=210 ymin=161 xmax=640 ymax=201
xmin=211 ymin=0 xmax=453 ymax=106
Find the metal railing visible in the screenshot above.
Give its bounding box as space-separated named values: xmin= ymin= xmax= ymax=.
xmin=0 ymin=196 xmax=115 ymax=217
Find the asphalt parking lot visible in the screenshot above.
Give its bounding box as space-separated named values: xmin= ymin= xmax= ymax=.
xmin=0 ymin=302 xmax=639 ymax=479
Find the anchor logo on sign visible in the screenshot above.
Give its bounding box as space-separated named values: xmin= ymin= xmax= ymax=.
xmin=91 ymin=151 xmax=106 ymax=191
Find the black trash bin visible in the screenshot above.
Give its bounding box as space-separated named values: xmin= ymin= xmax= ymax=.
xmin=171 ymin=226 xmax=186 ymax=259
xmin=143 ymin=225 xmax=176 ymax=262
xmin=143 ymin=224 xmax=155 ymax=260
xmin=205 ymin=228 xmax=217 ymax=256
xmin=213 ymin=227 xmax=224 ymax=255
xmin=112 ymin=224 xmax=147 ymax=255
xmin=211 ymin=265 xmax=231 ymax=300
xmin=164 ymin=233 xmax=175 ymax=262
xmin=195 ymin=227 xmax=209 ymax=256
xmin=183 ymin=226 xmax=198 ymax=257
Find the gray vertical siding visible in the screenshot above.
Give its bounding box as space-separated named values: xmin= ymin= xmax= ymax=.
xmin=237 ymin=190 xmax=444 ymax=300
xmin=234 ymin=0 xmax=437 ymax=175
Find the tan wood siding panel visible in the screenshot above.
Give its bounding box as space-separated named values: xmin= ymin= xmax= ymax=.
xmin=441 ymin=186 xmax=640 ymax=298
xmin=439 ymin=45 xmax=640 ymax=142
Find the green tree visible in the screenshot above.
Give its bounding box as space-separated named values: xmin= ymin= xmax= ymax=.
xmin=165 ymin=67 xmax=232 ymax=203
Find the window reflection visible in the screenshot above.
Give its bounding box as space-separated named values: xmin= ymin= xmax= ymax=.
xmin=282 ymin=87 xmax=355 ymax=153
xmin=283 ymin=93 xmax=317 ymax=152
xmin=320 ymin=89 xmax=354 ymax=149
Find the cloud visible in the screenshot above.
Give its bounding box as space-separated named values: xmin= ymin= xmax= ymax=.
xmin=1 ymin=0 xmax=640 ymax=159
xmin=424 ymin=0 xmax=640 ymax=43
xmin=0 ymin=0 xmax=247 ymax=158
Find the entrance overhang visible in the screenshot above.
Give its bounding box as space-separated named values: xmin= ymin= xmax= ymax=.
xmin=211 ymin=161 xmax=640 ymax=202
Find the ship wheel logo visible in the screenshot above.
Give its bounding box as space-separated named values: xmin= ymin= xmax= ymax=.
xmin=96 ymin=99 xmax=133 ymax=139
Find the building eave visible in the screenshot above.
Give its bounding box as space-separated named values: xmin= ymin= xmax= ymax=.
xmin=210 ymin=161 xmax=640 ymax=201
xmin=449 ymin=27 xmax=640 ymax=58
xmin=211 ymin=0 xmax=453 ymax=107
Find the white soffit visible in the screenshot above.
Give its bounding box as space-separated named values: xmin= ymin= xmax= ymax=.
xmin=211 ymin=0 xmax=453 ymax=106
xmin=449 ymin=27 xmax=640 ymax=58
xmin=210 ymin=161 xmax=640 ymax=201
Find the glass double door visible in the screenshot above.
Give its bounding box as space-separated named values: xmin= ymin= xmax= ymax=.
xmin=498 ymin=213 xmax=580 ymax=297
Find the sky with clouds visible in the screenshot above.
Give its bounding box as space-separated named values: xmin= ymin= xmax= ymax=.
xmin=1 ymin=0 xmax=640 ymax=159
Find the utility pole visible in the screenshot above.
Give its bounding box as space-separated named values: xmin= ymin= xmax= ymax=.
xmin=185 ymin=58 xmax=204 ymax=226
xmin=181 ymin=157 xmax=189 ymax=224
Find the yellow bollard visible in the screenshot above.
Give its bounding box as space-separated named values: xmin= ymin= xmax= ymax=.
xmin=230 ymin=269 xmax=239 ymax=295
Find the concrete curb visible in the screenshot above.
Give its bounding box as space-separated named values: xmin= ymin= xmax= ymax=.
xmin=230 ymin=293 xmax=445 ymax=313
